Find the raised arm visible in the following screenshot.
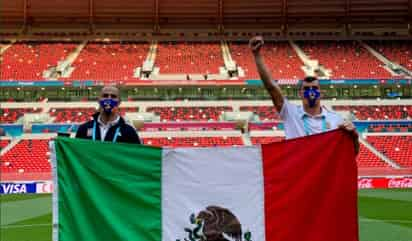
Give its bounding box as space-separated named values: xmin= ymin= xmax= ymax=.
xmin=249 ymin=36 xmax=284 ymax=112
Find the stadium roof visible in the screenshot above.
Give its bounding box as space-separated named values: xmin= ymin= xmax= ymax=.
xmin=1 ymin=0 xmax=411 ymax=38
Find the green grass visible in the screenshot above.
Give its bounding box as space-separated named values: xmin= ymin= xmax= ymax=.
xmin=1 ymin=189 xmax=412 ymax=241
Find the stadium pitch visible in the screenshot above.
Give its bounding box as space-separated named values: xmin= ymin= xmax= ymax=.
xmin=1 ymin=189 xmax=411 ymax=241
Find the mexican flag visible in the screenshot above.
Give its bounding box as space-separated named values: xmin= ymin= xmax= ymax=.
xmin=52 ymin=130 xmax=358 ymax=241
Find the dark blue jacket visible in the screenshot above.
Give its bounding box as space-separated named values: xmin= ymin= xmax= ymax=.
xmin=75 ymin=113 xmax=141 ymax=144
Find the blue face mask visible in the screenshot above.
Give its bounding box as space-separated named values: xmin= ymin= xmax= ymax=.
xmin=303 ymin=87 xmax=320 ymax=108
xmin=99 ymin=98 xmax=119 ymax=114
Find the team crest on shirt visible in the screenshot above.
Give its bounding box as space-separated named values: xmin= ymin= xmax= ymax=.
xmin=176 ymin=205 xmax=252 ymax=241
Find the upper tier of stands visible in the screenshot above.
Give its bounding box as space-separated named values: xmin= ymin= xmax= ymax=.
xmin=298 ymin=41 xmax=392 ymax=79
xmin=367 ymin=41 xmax=412 ymax=71
xmin=156 ymin=42 xmax=224 ymax=74
xmin=64 ymin=43 xmax=149 ymax=81
xmin=2 ymin=41 xmax=411 ymax=80
xmin=230 ymin=42 xmax=304 ymax=80
xmin=1 ymin=42 xmax=77 ymax=80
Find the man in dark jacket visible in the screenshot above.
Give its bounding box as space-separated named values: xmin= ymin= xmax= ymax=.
xmin=75 ymin=86 xmax=141 ymax=144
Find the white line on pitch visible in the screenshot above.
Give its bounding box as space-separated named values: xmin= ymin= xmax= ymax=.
xmin=1 ymin=223 xmax=51 ymax=229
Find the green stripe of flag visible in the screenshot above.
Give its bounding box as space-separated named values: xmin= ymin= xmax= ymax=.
xmin=55 ymin=137 xmax=162 ymax=241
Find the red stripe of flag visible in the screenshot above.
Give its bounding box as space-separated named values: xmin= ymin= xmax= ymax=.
xmin=262 ymin=129 xmax=359 ymax=241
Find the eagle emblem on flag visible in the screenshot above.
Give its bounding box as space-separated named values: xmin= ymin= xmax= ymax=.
xmin=176 ymin=206 xmax=252 ymax=241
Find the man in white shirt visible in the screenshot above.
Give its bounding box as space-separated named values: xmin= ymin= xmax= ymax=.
xmin=250 ymin=36 xmax=359 ymax=154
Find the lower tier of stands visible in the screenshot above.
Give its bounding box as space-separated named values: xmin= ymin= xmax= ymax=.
xmin=146 ymin=106 xmax=233 ymax=121
xmin=2 ymin=133 xmax=410 ymax=181
xmin=1 ymin=139 xmax=50 ymax=173
xmin=366 ymin=135 xmax=412 ymax=167
xmin=142 ymin=136 xmax=244 ymax=147
xmin=333 ymin=105 xmax=412 ymax=120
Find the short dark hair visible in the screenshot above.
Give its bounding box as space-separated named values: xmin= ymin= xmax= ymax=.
xmin=297 ymin=76 xmax=318 ymax=89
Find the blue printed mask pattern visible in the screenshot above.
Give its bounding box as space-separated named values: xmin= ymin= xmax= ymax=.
xmin=99 ymin=98 xmax=119 ymax=114
xmin=303 ymin=88 xmax=320 ymax=108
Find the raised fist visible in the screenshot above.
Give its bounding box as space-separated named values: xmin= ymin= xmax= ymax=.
xmin=249 ymin=36 xmax=264 ymax=54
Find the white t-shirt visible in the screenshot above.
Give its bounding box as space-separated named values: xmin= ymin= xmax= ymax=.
xmin=97 ymin=115 xmax=120 ymax=141
xmin=280 ymin=98 xmax=344 ymax=140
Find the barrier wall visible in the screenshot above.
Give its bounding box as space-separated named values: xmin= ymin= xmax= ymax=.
xmin=0 ymin=182 xmax=53 ymax=194
xmin=1 ymin=79 xmax=411 ymax=87
xmin=1 ymin=178 xmax=411 ymax=195
xmin=0 ymin=124 xmax=24 ymax=136
xmin=32 ymin=124 xmax=79 ymax=134
xmin=358 ymin=177 xmax=412 ymax=189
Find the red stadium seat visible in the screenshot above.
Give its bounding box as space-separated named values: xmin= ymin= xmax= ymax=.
xmin=367 ymin=135 xmax=412 ymax=167
xmin=250 ymin=136 xmax=284 ymax=145
xmin=0 ymin=42 xmax=77 ymax=80
xmin=156 ymin=42 xmax=224 ymax=74
xmin=142 ymin=136 xmax=244 ymax=147
xmin=64 ymin=42 xmax=149 ymax=81
xmin=368 ymin=41 xmax=412 ymax=72
xmin=367 ymin=124 xmax=412 ymax=133
xmin=356 ymin=143 xmax=389 ymax=168
xmin=0 ymin=140 xmax=10 ymax=150
xmin=146 ymin=106 xmax=232 ymax=121
xmin=49 ymin=107 xmax=139 ymax=123
xmin=333 ymin=105 xmax=412 ymax=120
xmin=1 ymin=139 xmax=51 ymax=174
xmin=298 ymin=41 xmax=392 ymax=79
xmin=240 ymin=106 xmax=281 ymax=121
xmin=0 ymin=108 xmax=42 ymax=123
xmin=230 ymin=42 xmax=304 ymax=80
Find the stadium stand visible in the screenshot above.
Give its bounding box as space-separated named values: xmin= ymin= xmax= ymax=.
xmin=0 ymin=139 xmax=10 ymax=150
xmin=49 ymin=107 xmax=139 ymax=123
xmin=368 ymin=124 xmax=412 ymax=132
xmin=230 ymin=42 xmax=304 ymax=80
xmin=250 ymin=136 xmax=284 ymax=145
xmin=0 ymin=108 xmax=42 ymax=123
xmin=146 ymin=106 xmax=232 ymax=121
xmin=333 ymin=105 xmax=412 ymax=120
xmin=142 ymin=136 xmax=244 ymax=147
xmin=367 ymin=41 xmax=412 ymax=71
xmin=248 ymin=122 xmax=280 ymax=130
xmin=1 ymin=139 xmax=50 ymax=173
xmin=50 ymin=108 xmax=97 ymax=123
xmin=297 ymin=41 xmax=392 ymax=78
xmin=141 ymin=122 xmax=237 ymax=131
xmin=356 ymin=143 xmax=389 ymax=168
xmin=240 ymin=106 xmax=281 ymax=121
xmin=0 ymin=42 xmax=77 ymax=80
xmin=156 ymin=42 xmax=224 ymax=74
xmin=367 ymin=135 xmax=412 ymax=167
xmin=65 ymin=42 xmax=149 ymax=81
